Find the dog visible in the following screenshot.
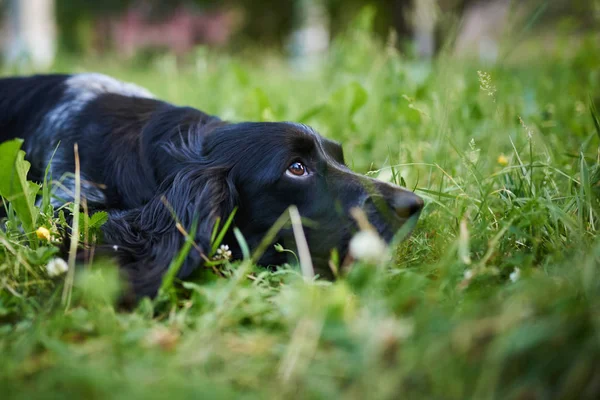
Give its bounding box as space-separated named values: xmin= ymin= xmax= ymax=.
xmin=0 ymin=73 xmax=423 ymax=297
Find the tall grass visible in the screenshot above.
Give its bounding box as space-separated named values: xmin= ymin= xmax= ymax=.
xmin=1 ymin=11 xmax=600 ymax=399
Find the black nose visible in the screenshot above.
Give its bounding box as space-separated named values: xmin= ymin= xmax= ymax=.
xmin=391 ymin=191 xmax=424 ymax=219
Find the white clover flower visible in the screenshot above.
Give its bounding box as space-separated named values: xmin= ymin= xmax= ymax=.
xmin=464 ymin=269 xmax=474 ymax=280
xmin=46 ymin=258 xmax=68 ymax=277
xmin=348 ymin=230 xmax=388 ymax=264
xmin=509 ymin=267 xmax=521 ymax=283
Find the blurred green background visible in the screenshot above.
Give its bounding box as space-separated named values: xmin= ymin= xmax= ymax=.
xmin=2 ymin=0 xmax=599 ymax=67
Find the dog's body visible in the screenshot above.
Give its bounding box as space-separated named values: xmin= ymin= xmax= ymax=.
xmin=0 ymin=73 xmax=423 ymax=297
xmin=0 ymin=73 xmax=200 ymax=209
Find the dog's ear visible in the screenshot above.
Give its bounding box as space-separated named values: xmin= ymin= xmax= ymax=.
xmin=101 ymin=165 xmax=237 ymax=298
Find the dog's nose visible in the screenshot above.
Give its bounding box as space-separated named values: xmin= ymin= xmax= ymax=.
xmin=391 ymin=191 xmax=424 ymax=219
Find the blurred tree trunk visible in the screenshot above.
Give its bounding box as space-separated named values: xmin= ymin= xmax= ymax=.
xmin=4 ymin=0 xmax=57 ymax=69
xmin=289 ymin=0 xmax=329 ymax=70
xmin=410 ymin=0 xmax=438 ymax=59
xmin=454 ymin=0 xmax=510 ymax=63
xmin=389 ymin=0 xmax=439 ymax=59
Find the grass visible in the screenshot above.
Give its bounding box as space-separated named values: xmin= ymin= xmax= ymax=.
xmin=2 ymin=13 xmax=600 ymax=399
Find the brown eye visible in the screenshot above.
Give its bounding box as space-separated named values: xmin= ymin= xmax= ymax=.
xmin=287 ymin=161 xmax=308 ymax=177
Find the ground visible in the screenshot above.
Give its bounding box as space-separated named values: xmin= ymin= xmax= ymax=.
xmin=1 ymin=17 xmax=600 ymax=400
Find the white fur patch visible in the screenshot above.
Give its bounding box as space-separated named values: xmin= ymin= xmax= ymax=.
xmin=30 ymin=73 xmax=154 ymax=208
xmin=65 ymin=73 xmax=154 ymax=99
xmin=38 ymin=73 xmax=154 ymax=144
xmin=33 ymin=73 xmax=154 ymax=162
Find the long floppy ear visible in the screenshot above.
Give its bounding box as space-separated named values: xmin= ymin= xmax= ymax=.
xmin=101 ymin=165 xmax=237 ymax=298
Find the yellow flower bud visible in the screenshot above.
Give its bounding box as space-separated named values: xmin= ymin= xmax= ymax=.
xmin=497 ymin=154 xmax=508 ymax=166
xmin=36 ymin=226 xmax=51 ymax=241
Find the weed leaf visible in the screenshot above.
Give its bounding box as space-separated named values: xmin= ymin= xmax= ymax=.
xmin=0 ymin=139 xmax=40 ymax=236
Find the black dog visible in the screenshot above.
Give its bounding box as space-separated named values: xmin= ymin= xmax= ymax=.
xmin=0 ymin=73 xmax=423 ymax=297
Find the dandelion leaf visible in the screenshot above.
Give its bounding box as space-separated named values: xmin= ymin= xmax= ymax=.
xmin=0 ymin=139 xmax=40 ymax=234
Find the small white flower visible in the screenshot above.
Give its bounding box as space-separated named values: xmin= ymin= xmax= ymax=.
xmin=395 ymin=318 xmax=415 ymax=340
xmin=464 ymin=269 xmax=474 ymax=280
xmin=112 ymin=245 xmax=119 ymax=251
xmin=509 ymin=267 xmax=521 ymax=283
xmin=213 ymin=244 xmax=232 ymax=261
xmin=348 ymin=230 xmax=388 ymax=264
xmin=46 ymin=258 xmax=68 ymax=277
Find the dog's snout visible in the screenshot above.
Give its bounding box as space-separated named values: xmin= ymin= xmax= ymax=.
xmin=391 ymin=191 xmax=424 ymax=218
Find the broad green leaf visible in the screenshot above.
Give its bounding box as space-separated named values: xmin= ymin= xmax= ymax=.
xmin=78 ymin=211 xmax=109 ymax=235
xmin=330 ymin=81 xmax=368 ymax=118
xmin=297 ymin=104 xmax=327 ymax=123
xmin=348 ymin=82 xmax=368 ymax=117
xmin=89 ymin=211 xmax=109 ymax=229
xmin=0 ymin=139 xmax=40 ymax=236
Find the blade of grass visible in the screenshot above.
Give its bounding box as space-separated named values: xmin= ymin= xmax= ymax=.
xmin=289 ymin=206 xmax=315 ymax=279
xmin=62 ymin=144 xmax=81 ymax=309
xmin=210 ymin=208 xmax=238 ymax=257
xmin=158 ymin=214 xmax=199 ymax=299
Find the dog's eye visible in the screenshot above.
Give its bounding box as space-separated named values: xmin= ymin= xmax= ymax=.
xmin=286 ymin=162 xmax=308 ymax=177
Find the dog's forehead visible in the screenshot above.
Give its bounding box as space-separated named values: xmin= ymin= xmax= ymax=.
xmin=280 ymin=122 xmax=317 ymax=140
xmin=282 ymin=122 xmax=345 ymax=165
xmin=282 ymin=122 xmax=327 ymax=145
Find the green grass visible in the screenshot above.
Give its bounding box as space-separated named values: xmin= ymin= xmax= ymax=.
xmin=2 ymin=17 xmax=600 ymax=399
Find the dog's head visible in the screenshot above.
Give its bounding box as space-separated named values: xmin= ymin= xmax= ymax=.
xmin=200 ymin=122 xmax=423 ymax=276
xmin=105 ymin=121 xmax=423 ymax=296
